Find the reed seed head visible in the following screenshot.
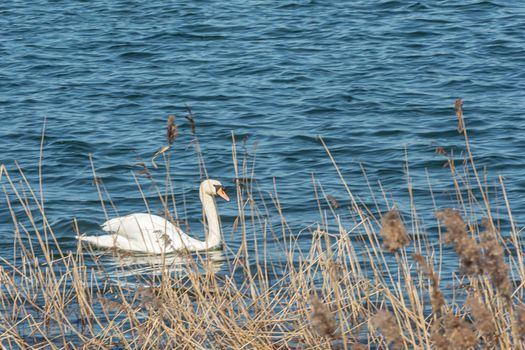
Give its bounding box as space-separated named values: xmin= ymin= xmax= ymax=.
xmin=435 ymin=146 xmax=447 ymax=155
xmin=380 ymin=208 xmax=409 ymax=253
xmin=185 ymin=107 xmax=196 ymax=135
xmin=515 ymin=306 xmax=525 ymax=338
xmin=455 ymin=98 xmax=465 ymax=133
xmin=432 ymin=313 xmax=478 ymax=350
xmin=309 ymin=293 xmax=337 ymax=338
xmin=371 ymin=310 xmax=403 ymax=349
xmin=135 ymin=162 xmax=153 ymax=180
xmin=436 ymin=209 xmax=482 ymax=276
xmin=480 ymin=219 xmax=512 ymax=300
xmin=167 ymin=114 xmax=178 ymax=145
xmin=413 ymin=253 xmax=445 ymax=315
xmin=465 ymin=294 xmax=496 ymax=342
xmin=326 ymin=194 xmax=340 ymax=209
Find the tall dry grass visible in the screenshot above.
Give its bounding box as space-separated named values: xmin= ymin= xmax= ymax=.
xmin=0 ymin=101 xmax=524 ymax=349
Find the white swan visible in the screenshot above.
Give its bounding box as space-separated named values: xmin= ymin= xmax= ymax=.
xmin=78 ymin=179 xmax=230 ymax=253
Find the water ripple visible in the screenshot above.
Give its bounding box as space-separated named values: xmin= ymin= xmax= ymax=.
xmin=0 ymin=1 xmax=524 ymax=281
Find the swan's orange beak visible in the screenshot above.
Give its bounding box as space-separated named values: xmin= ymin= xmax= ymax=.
xmin=217 ymin=187 xmax=230 ymax=202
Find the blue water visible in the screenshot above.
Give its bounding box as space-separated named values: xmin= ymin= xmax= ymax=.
xmin=1 ymin=0 xmax=525 ymax=291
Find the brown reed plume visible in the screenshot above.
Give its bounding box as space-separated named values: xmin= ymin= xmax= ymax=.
xmin=167 ymin=114 xmax=178 ymax=145
xmin=309 ymin=293 xmax=337 ymax=338
xmin=455 ymin=98 xmax=465 ymax=133
xmin=134 ymin=162 xmax=153 ymax=181
xmin=326 ymin=194 xmax=340 ymax=209
xmin=380 ymin=208 xmax=409 ymax=253
xmin=431 ymin=313 xmax=478 ymax=350
xmin=435 ymin=146 xmax=447 ymax=155
xmin=413 ymin=253 xmax=445 ymax=315
xmin=465 ymin=294 xmax=496 ymax=343
xmin=436 ymin=209 xmax=482 ymax=276
xmin=371 ymin=310 xmax=403 ymax=349
xmin=185 ymin=106 xmax=196 ymax=136
xmin=516 ymin=306 xmax=525 ymax=339
xmin=479 ymin=219 xmax=512 ymax=300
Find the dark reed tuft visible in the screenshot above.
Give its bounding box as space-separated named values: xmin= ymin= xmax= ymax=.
xmin=309 ymin=293 xmax=337 ymax=338
xmin=371 ymin=310 xmax=403 ymax=349
xmin=167 ymin=114 xmax=178 ymax=145
xmin=413 ymin=253 xmax=445 ymax=315
xmin=466 ymin=294 xmax=496 ymax=342
xmin=92 ymin=176 xmax=103 ymax=185
xmin=479 ymin=219 xmax=512 ymax=300
xmin=136 ymin=285 xmax=163 ymax=310
xmin=432 ymin=313 xmax=478 ymax=350
xmin=455 ymin=98 xmax=465 ymax=133
xmin=435 ymin=146 xmax=447 ymax=155
xmin=436 ymin=209 xmax=482 ymax=276
xmin=135 ymin=162 xmax=153 ymax=180
xmin=351 ymin=343 xmax=367 ymax=350
xmin=326 ymin=194 xmax=340 ymax=209
xmin=380 ymin=208 xmax=409 ymax=253
xmin=185 ymin=106 xmax=196 ymax=135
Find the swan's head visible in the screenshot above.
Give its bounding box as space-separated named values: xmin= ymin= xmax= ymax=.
xmin=200 ymin=179 xmax=230 ymax=202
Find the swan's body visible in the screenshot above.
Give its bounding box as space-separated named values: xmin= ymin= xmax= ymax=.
xmin=78 ymin=179 xmax=229 ymax=253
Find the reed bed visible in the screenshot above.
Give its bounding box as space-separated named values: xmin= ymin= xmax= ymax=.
xmin=0 ymin=101 xmax=524 ymax=349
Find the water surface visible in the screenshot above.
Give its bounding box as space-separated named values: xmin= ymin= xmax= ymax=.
xmin=1 ymin=0 xmax=524 ymax=293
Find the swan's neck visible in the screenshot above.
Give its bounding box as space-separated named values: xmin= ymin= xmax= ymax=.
xmin=200 ymin=191 xmax=222 ymax=249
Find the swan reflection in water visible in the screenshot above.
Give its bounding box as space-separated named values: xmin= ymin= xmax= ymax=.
xmin=100 ymin=249 xmax=226 ymax=281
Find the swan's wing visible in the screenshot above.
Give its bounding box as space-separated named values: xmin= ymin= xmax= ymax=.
xmin=101 ymin=214 xmax=204 ymax=251
xmin=101 ymin=214 xmax=165 ymax=242
xmin=101 ymin=213 xmax=214 ymax=252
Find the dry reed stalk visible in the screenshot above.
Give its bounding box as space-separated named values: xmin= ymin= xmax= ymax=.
xmin=436 ymin=209 xmax=482 ymax=276
xmin=455 ymin=98 xmax=465 ymax=133
xmin=380 ymin=208 xmax=409 ymax=253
